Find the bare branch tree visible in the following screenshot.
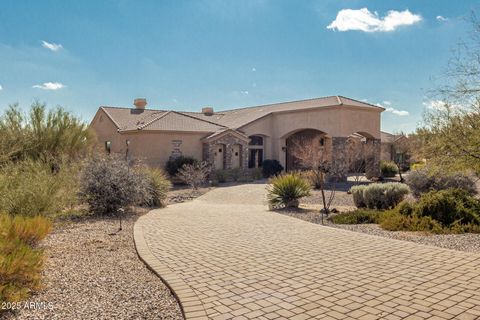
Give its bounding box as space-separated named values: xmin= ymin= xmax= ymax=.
xmin=289 ymin=135 xmax=347 ymax=223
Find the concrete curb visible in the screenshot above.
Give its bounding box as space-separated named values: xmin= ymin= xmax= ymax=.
xmin=134 ymin=214 xmax=209 ymax=320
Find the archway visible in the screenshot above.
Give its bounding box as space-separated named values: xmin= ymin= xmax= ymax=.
xmin=285 ymin=129 xmax=330 ymax=171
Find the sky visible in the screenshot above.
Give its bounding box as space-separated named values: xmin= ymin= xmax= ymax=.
xmin=0 ymin=0 xmax=478 ymax=133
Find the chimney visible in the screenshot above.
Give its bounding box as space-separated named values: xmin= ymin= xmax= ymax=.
xmin=202 ymin=106 xmax=214 ymax=116
xmin=134 ymin=98 xmax=147 ymax=109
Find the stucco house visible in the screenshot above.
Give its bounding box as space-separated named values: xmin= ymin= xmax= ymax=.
xmin=90 ymin=96 xmax=385 ymax=178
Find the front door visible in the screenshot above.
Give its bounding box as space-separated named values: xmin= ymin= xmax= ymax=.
xmin=215 ymin=145 xmax=225 ymax=170
xmin=232 ymin=144 xmax=241 ymax=168
xmin=248 ymin=149 xmax=263 ymax=168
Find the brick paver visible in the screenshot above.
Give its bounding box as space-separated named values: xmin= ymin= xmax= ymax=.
xmin=135 ymin=184 xmax=480 ymax=319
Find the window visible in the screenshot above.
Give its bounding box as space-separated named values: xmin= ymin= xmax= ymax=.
xmin=249 ymin=135 xmax=263 ymax=146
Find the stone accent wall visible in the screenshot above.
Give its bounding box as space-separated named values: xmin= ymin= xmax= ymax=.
xmin=204 ymin=134 xmax=249 ymax=170
xmin=331 ymin=137 xmax=348 ymax=182
xmin=365 ymin=138 xmax=381 ymax=179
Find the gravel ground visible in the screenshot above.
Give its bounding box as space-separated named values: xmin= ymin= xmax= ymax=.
xmin=278 ymin=209 xmax=480 ymax=253
xmin=4 ymin=215 xmax=183 ymax=320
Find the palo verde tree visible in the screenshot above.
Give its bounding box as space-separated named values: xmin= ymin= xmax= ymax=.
xmin=418 ymin=13 xmax=480 ymax=175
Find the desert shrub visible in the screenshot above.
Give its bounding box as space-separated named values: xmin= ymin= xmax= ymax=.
xmin=411 ymin=162 xmax=425 ymax=171
xmin=350 ymin=183 xmax=410 ymax=210
xmin=350 ymin=185 xmax=367 ymax=208
xmin=267 ymin=174 xmax=311 ymax=208
xmin=165 ymin=156 xmax=198 ymax=177
xmin=405 ymin=167 xmax=477 ymax=197
xmin=80 ymin=157 xmax=149 ymax=215
xmin=379 ymin=211 xmax=444 ymax=233
xmin=413 ymin=189 xmax=480 ymax=226
xmin=213 ymin=169 xmax=229 ymax=183
xmin=380 ymin=160 xmax=398 ymax=177
xmin=138 ymin=167 xmax=171 ymax=207
xmin=230 ymin=168 xmax=242 ymax=182
xmin=0 ymin=102 xmax=93 ymax=165
xmin=177 ymin=162 xmax=210 ymax=190
xmin=0 ymin=213 xmax=51 ymax=303
xmin=329 ymin=209 xmax=381 ymax=224
xmin=0 ymin=160 xmax=79 ymax=216
xmin=262 ymin=160 xmax=283 ymax=178
xmin=251 ymin=168 xmax=263 ymax=180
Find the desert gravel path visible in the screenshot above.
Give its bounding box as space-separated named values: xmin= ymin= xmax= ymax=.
xmin=135 ymin=183 xmax=480 ymax=320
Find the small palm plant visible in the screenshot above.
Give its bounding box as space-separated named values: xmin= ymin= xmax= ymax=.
xmin=267 ymin=173 xmax=311 ymax=209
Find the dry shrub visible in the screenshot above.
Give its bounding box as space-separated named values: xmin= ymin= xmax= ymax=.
xmin=0 ymin=214 xmax=51 ymax=303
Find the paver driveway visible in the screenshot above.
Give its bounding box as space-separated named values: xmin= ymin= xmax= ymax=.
xmin=135 ymin=184 xmax=480 ymax=320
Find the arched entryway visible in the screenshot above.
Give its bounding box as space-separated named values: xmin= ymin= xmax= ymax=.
xmin=285 ymin=129 xmax=330 ymax=171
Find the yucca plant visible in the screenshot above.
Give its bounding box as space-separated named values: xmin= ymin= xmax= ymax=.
xmin=267 ymin=173 xmax=311 ymax=208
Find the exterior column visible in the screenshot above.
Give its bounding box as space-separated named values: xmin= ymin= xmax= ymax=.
xmin=330 ymin=137 xmax=348 ymax=182
xmin=365 ymin=138 xmax=381 ymax=179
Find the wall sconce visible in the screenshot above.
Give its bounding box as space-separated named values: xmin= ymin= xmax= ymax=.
xmin=282 ymin=146 xmax=287 ymax=152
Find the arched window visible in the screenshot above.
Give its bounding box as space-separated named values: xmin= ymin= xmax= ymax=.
xmin=249 ymin=135 xmax=263 ymax=146
xmin=248 ymin=135 xmax=264 ymax=168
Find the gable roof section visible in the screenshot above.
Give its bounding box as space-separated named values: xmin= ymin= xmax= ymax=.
xmin=201 ymin=128 xmax=250 ymax=142
xmin=100 ymin=107 xmax=225 ymax=133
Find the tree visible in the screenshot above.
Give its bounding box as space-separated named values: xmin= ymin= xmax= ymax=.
xmin=346 ymin=136 xmax=365 ymax=184
xmin=419 ymin=13 xmax=480 ymax=175
xmin=288 ymin=135 xmax=347 ymax=223
xmin=0 ymin=102 xmax=93 ymax=165
xmin=391 ymin=134 xmax=411 ymax=182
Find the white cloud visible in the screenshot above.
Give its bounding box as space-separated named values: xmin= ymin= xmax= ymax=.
xmin=436 ymin=15 xmax=448 ymax=22
xmin=32 ymin=82 xmax=65 ymax=90
xmin=423 ymin=100 xmax=445 ymax=110
xmin=41 ymin=40 xmax=63 ymax=52
xmin=382 ymin=100 xmax=391 ymax=106
xmin=327 ymin=8 xmax=422 ymax=32
xmin=241 ymin=90 xmax=249 ymax=95
xmin=378 ymin=103 xmax=409 ymax=116
xmin=0 ymin=85 xmax=2 ymax=91
xmin=251 ymin=67 xmax=256 ymax=72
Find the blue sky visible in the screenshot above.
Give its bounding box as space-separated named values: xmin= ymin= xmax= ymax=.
xmin=0 ymin=0 xmax=478 ymax=133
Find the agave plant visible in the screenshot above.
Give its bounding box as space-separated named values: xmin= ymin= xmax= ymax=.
xmin=267 ymin=173 xmax=311 ymax=208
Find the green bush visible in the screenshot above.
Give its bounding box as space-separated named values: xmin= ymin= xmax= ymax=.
xmin=329 ymin=209 xmax=381 ymax=224
xmin=405 ymin=167 xmax=477 ymax=197
xmin=138 ymin=167 xmax=171 ymax=207
xmin=413 ymin=189 xmax=480 ymax=226
xmin=262 ymin=160 xmax=283 ymax=178
xmin=350 ymin=183 xmax=410 ymax=210
xmin=165 ymin=156 xmax=198 ymax=177
xmin=80 ymin=157 xmax=149 ymax=215
xmin=350 ymin=185 xmax=367 ymax=208
xmin=0 ymin=214 xmax=51 ymax=303
xmin=378 ymin=190 xmax=480 ymax=233
xmin=0 ymin=160 xmax=79 ymax=217
xmin=379 ymin=210 xmax=444 ymax=233
xmin=380 ymin=160 xmax=398 ymax=177
xmin=267 ymin=174 xmax=311 ymax=208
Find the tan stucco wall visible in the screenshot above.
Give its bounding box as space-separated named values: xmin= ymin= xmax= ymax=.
xmin=240 ymin=105 xmax=381 ymax=168
xmin=90 ymin=109 xmax=207 ymax=168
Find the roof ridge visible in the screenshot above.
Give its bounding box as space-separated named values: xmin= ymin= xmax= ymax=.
xmin=138 ymin=111 xmax=171 ymax=130
xmin=100 ymin=107 xmax=122 ymax=129
xmin=220 ymin=96 xmax=340 ymax=113
xmin=174 ymin=111 xmax=227 ymax=128
xmin=338 ymin=96 xmax=385 ymax=110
